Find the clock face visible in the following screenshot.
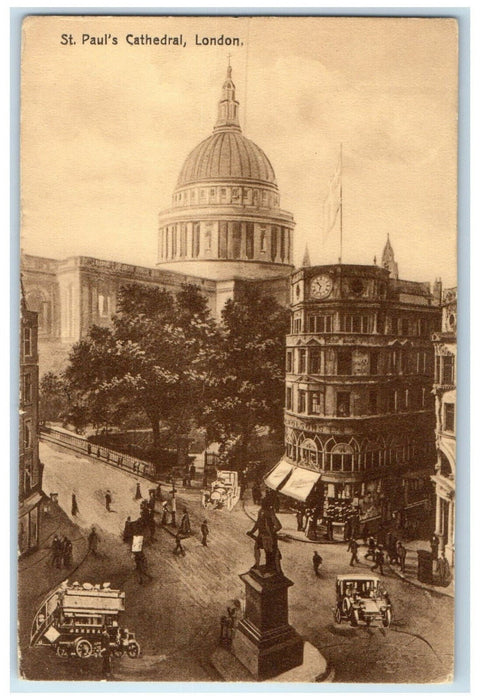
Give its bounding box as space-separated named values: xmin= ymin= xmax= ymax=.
xmin=310 ymin=274 xmax=333 ymax=299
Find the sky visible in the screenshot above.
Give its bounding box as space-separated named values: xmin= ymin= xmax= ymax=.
xmin=21 ymin=15 xmax=458 ymax=286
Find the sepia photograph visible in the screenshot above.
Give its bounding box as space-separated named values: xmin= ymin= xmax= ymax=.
xmin=17 ymin=14 xmax=459 ymax=685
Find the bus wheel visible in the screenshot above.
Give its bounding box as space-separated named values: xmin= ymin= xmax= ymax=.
xmin=75 ymin=638 xmax=93 ymax=658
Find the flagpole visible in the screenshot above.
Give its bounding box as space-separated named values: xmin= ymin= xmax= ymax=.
xmin=339 ymin=143 xmax=343 ymax=264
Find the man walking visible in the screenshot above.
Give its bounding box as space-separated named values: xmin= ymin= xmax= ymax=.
xmin=170 ymin=494 xmax=177 ymax=527
xmin=201 ymin=519 xmax=209 ymax=546
xmin=88 ymin=526 xmax=100 ymax=556
xmin=312 ymin=550 xmax=323 ymax=577
xmin=173 ymin=532 xmax=186 ymax=556
xmin=397 ymin=541 xmax=407 ymax=573
xmin=371 ymin=546 xmax=385 ymax=575
xmin=347 ymin=538 xmax=360 ymax=567
xmin=179 ymin=507 xmax=191 ymax=536
xmin=134 ymin=550 xmax=153 ymax=584
xmin=135 ymin=482 xmax=142 ymax=500
xmin=71 ymin=493 xmax=79 ymax=516
xmin=51 ymin=534 xmax=62 ymax=568
xmin=437 ymin=552 xmax=450 ymax=586
xmin=105 ymin=490 xmax=112 ymax=512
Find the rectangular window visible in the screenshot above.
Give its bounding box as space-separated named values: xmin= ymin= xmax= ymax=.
xmin=387 ymin=390 xmax=397 ymax=413
xmin=308 ymin=315 xmax=332 ymax=333
xmin=310 ymin=392 xmax=322 ymax=414
xmin=24 ymin=420 xmax=32 ymax=449
xmin=401 ymin=318 xmax=409 ymax=336
xmin=220 ymin=188 xmax=227 ymax=203
xmin=209 ymin=188 xmax=216 ymax=202
xmin=293 ymin=314 xmax=302 ymax=333
xmin=286 ymin=387 xmax=292 ymax=410
xmin=200 ymin=189 xmax=207 ymax=202
xmin=286 ymin=351 xmax=293 ymax=373
xmin=23 ymin=373 xmax=32 ymax=403
xmin=298 ymin=349 xmax=306 ymax=374
xmin=298 ymin=390 xmax=306 ymax=413
xmin=370 ymin=351 xmax=379 ymax=375
xmin=336 ymin=392 xmax=350 ymax=417
xmin=23 ymin=327 xmax=32 ymax=357
xmin=368 ymin=391 xmax=378 ymax=414
xmin=246 ymin=223 xmax=254 ymax=259
xmin=444 ymin=403 xmax=455 ymax=432
xmin=442 ymin=355 xmax=455 ymax=384
xmin=260 ymin=226 xmax=267 ymax=252
xmin=309 ymin=349 xmax=321 ymax=374
xmin=337 ymin=350 xmax=352 ymax=375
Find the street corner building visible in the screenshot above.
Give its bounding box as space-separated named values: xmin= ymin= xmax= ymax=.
xmin=275 ymin=238 xmax=442 ymax=540
xmin=19 ymin=285 xmax=43 ymax=556
xmin=431 ymin=287 xmax=456 ymax=566
xmin=21 ymin=65 xmax=295 ymax=375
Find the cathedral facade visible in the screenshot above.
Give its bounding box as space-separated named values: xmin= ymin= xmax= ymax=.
xmin=21 ymin=66 xmax=294 ymax=374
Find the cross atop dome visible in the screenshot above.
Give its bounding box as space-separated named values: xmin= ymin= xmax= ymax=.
xmin=214 ymin=63 xmax=241 ymax=132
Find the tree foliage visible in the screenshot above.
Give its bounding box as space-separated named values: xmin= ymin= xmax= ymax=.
xmin=201 ymin=285 xmax=289 ymax=466
xmin=64 ymin=283 xmax=217 ymax=447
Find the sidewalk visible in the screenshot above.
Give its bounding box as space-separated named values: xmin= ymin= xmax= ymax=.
xmin=386 ymin=539 xmax=454 ymax=598
xmin=243 ymin=502 xmax=454 ymax=597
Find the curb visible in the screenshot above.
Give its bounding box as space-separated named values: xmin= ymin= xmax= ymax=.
xmin=386 ymin=563 xmax=454 ymax=599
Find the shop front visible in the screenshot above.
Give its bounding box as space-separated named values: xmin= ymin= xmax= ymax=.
xmin=18 ymin=491 xmax=43 ymax=557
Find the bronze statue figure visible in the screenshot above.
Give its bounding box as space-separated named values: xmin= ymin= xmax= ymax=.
xmin=247 ymin=496 xmax=283 ymax=574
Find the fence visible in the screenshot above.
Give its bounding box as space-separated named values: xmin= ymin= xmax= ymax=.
xmin=39 ymin=425 xmax=157 ymax=481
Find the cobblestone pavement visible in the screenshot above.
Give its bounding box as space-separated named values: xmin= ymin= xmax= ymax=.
xmin=17 ymin=440 xmax=454 ymax=684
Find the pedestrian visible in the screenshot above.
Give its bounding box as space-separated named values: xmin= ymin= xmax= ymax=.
xmin=161 ymin=501 xmax=169 ymax=525
xmin=105 ymin=490 xmax=112 ymax=512
xmin=134 ymin=550 xmax=153 ymax=584
xmin=202 ymin=490 xmax=210 ymax=508
xmin=437 ymin=552 xmax=451 ymax=586
xmin=51 ymin=534 xmax=62 ymax=568
xmin=365 ymin=536 xmax=376 ymax=560
xmin=252 ymin=482 xmax=261 ymax=506
xmin=179 ymin=507 xmax=191 ymax=536
xmin=123 ymin=516 xmax=133 ymax=543
xmin=189 ymin=462 xmax=196 ymax=485
xmin=430 ymin=533 xmax=440 ymax=561
xmin=396 ymin=541 xmax=407 ymax=573
xmin=155 ymin=482 xmax=163 ymax=500
xmin=88 ymin=526 xmax=100 ymax=556
xmin=100 ymin=624 xmax=113 ymax=679
xmin=135 ymin=482 xmax=142 ymax=500
xmin=149 ymin=510 xmax=156 ymax=541
xmin=296 ymin=509 xmax=304 ymax=532
xmin=170 ymin=494 xmax=177 ymax=527
xmin=173 ymin=532 xmax=186 ymax=556
xmin=201 ymin=519 xmax=209 ymax=546
xmin=62 ymin=536 xmax=73 ymax=568
xmin=312 ymin=550 xmax=323 ymax=577
xmin=71 ymin=493 xmax=79 ymax=516
xmin=371 ymin=546 xmax=385 ymax=575
xmin=326 ymin=518 xmax=333 ymax=541
xmin=347 ymin=538 xmax=360 ymax=567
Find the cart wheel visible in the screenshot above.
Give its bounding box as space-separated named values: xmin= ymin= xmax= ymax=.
xmin=56 ymin=645 xmax=69 ymax=658
xmin=75 ymin=638 xmax=93 ymax=658
xmin=382 ymin=609 xmax=392 ymax=628
xmin=127 ymin=640 xmax=140 ymax=658
xmin=334 ymin=607 xmax=342 ymax=624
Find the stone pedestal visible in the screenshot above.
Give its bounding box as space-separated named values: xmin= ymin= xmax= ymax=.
xmin=231 ymin=566 xmax=304 ymax=680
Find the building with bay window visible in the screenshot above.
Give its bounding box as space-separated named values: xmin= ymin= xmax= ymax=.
xmin=268 ymin=239 xmax=442 ymax=538
xmin=431 ymin=287 xmax=456 ymax=565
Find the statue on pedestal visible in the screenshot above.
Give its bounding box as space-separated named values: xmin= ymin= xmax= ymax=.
xmin=247 ymin=496 xmax=283 ymax=574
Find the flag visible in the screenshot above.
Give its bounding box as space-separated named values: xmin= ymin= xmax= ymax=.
xmin=322 ymin=153 xmax=342 ymax=239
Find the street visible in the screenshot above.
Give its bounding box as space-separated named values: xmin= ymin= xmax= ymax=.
xmin=18 ymin=440 xmax=454 ymax=683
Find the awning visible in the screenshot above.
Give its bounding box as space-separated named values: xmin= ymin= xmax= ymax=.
xmin=264 ymin=460 xmax=294 ymax=491
xmin=278 ymin=467 xmax=321 ymax=502
xmin=19 ymin=491 xmax=43 ymax=519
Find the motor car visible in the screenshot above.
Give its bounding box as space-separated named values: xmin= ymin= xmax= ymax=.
xmin=334 ymin=573 xmax=392 ymax=628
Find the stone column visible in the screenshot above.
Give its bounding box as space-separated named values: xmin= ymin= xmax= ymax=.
xmin=435 ymin=493 xmax=442 ymax=533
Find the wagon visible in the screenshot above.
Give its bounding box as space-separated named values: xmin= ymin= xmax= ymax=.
xmin=30 ymin=581 xmax=141 ymax=659
xmin=333 ymin=574 xmax=392 ymax=628
xmin=204 ymin=470 xmax=240 ymax=511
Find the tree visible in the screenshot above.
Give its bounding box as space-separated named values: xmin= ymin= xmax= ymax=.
xmin=201 ymin=284 xmax=289 ymax=467
xmin=38 ymin=372 xmax=69 ymax=424
xmin=64 ymin=283 xmax=216 ymax=449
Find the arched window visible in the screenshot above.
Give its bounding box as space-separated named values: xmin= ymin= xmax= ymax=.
xmin=299 ymin=438 xmax=318 ymax=469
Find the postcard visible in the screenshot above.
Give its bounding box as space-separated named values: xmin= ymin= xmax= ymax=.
xmin=18 ymin=15 xmax=458 ymax=683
